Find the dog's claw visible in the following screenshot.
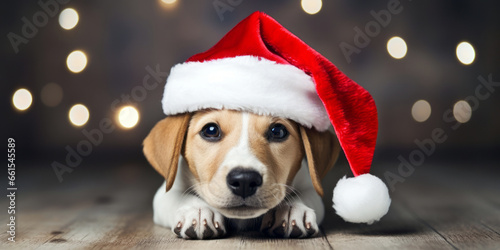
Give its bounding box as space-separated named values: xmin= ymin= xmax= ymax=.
xmin=305 ymin=221 xmax=316 ymax=236
xmin=174 ymin=222 xmax=182 ymax=237
xmin=215 ymin=222 xmax=225 ymax=236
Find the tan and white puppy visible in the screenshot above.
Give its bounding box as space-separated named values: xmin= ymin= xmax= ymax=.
xmin=143 ymin=109 xmax=340 ymax=239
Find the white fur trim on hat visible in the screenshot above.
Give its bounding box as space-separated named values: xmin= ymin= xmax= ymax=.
xmin=332 ymin=174 xmax=391 ymax=224
xmin=162 ymin=56 xmax=330 ymax=131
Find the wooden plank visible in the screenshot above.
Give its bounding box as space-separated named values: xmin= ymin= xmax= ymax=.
xmin=394 ymin=164 xmax=500 ymax=250
xmin=0 ymin=172 xmax=111 ymax=249
xmin=0 ymin=165 xmax=156 ymax=249
xmin=321 ymin=199 xmax=455 ymax=250
xmin=234 ymin=231 xmax=333 ymax=250
xmin=315 ymin=165 xmax=455 ymax=250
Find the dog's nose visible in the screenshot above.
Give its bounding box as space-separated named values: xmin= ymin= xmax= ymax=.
xmin=226 ymin=168 xmax=263 ymax=199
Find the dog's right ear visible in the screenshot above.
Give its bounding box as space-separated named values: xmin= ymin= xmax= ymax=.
xmin=143 ymin=113 xmax=192 ymax=192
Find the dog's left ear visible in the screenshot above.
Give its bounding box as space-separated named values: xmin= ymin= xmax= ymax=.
xmin=143 ymin=113 xmax=192 ymax=192
xmin=300 ymin=126 xmax=341 ymax=197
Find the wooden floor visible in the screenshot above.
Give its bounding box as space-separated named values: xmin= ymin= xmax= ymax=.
xmin=1 ymin=160 xmax=499 ymax=249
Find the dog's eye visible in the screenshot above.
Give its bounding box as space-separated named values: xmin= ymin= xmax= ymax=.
xmin=267 ymin=123 xmax=289 ymax=142
xmin=200 ymin=123 xmax=221 ymax=141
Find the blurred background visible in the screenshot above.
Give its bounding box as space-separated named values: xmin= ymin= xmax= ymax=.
xmin=3 ymin=0 xmax=499 ymax=184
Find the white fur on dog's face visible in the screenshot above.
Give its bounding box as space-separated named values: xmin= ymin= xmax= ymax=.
xmin=183 ymin=109 xmax=304 ymax=219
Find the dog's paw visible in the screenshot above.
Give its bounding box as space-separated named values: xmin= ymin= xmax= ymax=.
xmin=260 ymin=202 xmax=319 ymax=238
xmin=172 ymin=206 xmax=226 ymax=239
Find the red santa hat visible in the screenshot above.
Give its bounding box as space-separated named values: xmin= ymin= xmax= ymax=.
xmin=162 ymin=11 xmax=390 ymax=224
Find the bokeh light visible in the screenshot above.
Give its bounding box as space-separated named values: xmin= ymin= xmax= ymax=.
xmin=59 ymin=8 xmax=79 ymax=30
xmin=117 ymin=106 xmax=140 ymax=129
xmin=453 ymin=100 xmax=472 ymax=123
xmin=387 ymin=36 xmax=407 ymax=59
xmin=69 ymin=104 xmax=90 ymax=126
xmin=161 ymin=0 xmax=177 ymax=4
xmin=66 ymin=50 xmax=88 ymax=73
xmin=41 ymin=83 xmax=63 ymax=107
xmin=12 ymin=88 xmax=33 ymax=111
xmin=411 ymin=100 xmax=431 ymax=122
xmin=301 ymin=0 xmax=322 ymax=15
xmin=159 ymin=0 xmax=178 ymax=9
xmin=456 ymin=42 xmax=475 ymax=65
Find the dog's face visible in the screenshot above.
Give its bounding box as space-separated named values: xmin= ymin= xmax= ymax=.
xmin=184 ymin=110 xmax=303 ymax=218
xmin=144 ymin=109 xmax=339 ymax=219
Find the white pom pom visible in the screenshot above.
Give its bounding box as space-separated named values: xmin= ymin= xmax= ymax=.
xmin=332 ymin=174 xmax=391 ymax=224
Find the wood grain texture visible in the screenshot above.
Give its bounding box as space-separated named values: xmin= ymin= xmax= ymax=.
xmin=1 ymin=162 xmax=499 ymax=249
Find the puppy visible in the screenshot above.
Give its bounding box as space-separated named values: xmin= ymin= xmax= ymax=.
xmin=143 ymin=109 xmax=340 ymax=239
